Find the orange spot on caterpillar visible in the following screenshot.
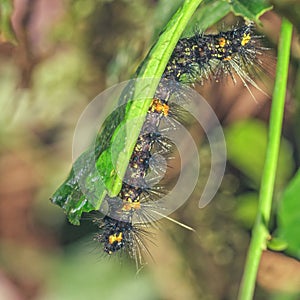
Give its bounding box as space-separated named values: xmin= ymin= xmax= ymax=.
xmin=108 ymin=232 xmax=123 ymax=245
xmin=122 ymin=202 xmax=141 ymax=211
xmin=150 ymin=98 xmax=169 ymax=116
xmin=218 ymin=37 xmax=226 ymax=48
xmin=241 ymin=33 xmax=251 ymax=46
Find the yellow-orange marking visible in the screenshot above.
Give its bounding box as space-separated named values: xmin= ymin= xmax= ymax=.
xmin=108 ymin=232 xmax=123 ymax=245
xmin=122 ymin=202 xmax=141 ymax=211
xmin=150 ymin=98 xmax=169 ymax=116
xmin=241 ymin=33 xmax=251 ymax=46
xmin=223 ymin=56 xmax=232 ymax=61
xmin=218 ymin=37 xmax=227 ymax=48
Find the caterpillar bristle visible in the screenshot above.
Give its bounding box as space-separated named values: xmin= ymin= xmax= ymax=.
xmin=92 ymin=21 xmax=273 ymax=267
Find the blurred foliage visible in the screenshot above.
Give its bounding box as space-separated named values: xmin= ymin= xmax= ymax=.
xmin=277 ymin=169 xmax=300 ymax=258
xmin=233 ymin=192 xmax=259 ymax=229
xmin=0 ymin=0 xmax=17 ymax=44
xmin=271 ymin=0 xmax=300 ymax=33
xmin=225 ymin=119 xmax=294 ymax=189
xmin=229 ymin=0 xmax=272 ymax=21
xmin=37 ymin=241 xmax=159 ymax=300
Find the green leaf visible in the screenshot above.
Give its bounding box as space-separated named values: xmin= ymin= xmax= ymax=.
xmin=98 ymin=0 xmax=207 ymax=197
xmin=228 ymin=0 xmax=273 ymax=21
xmin=277 ymin=169 xmax=300 ymax=258
xmin=95 ymin=0 xmax=207 ymax=197
xmin=225 ymin=119 xmax=294 ymax=188
xmin=184 ymin=0 xmax=231 ymax=33
xmin=51 ymin=151 xmax=107 ymax=225
xmin=157 ymin=0 xmax=232 ymax=37
xmin=0 ymin=0 xmax=17 ymax=44
xmin=52 ymin=0 xmax=275 ymax=225
xmin=51 ymin=0 xmax=204 ymax=224
xmin=267 ymin=237 xmax=288 ymax=252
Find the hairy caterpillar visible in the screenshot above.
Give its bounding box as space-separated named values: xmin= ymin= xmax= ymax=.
xmin=93 ymin=22 xmax=268 ymax=266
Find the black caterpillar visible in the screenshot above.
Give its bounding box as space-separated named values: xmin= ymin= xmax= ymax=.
xmin=94 ymin=22 xmax=268 ymax=266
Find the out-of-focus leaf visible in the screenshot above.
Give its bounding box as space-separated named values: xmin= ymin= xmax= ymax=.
xmin=234 ymin=192 xmax=258 ymax=229
xmin=228 ymin=0 xmax=273 ymax=22
xmin=271 ymin=0 xmax=300 ymax=33
xmin=0 ymin=0 xmax=17 ymax=44
xmin=183 ymin=0 xmax=231 ymax=35
xmin=155 ymin=0 xmax=231 ymax=37
xmin=225 ymin=119 xmax=294 ymax=188
xmin=153 ymin=0 xmax=185 ymax=36
xmin=277 ymin=169 xmax=300 ymax=258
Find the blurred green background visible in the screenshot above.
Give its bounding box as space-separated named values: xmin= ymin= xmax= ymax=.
xmin=1 ymin=0 xmax=300 ymax=299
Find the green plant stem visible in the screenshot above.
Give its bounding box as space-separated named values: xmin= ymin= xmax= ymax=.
xmin=238 ymin=19 xmax=293 ymax=300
